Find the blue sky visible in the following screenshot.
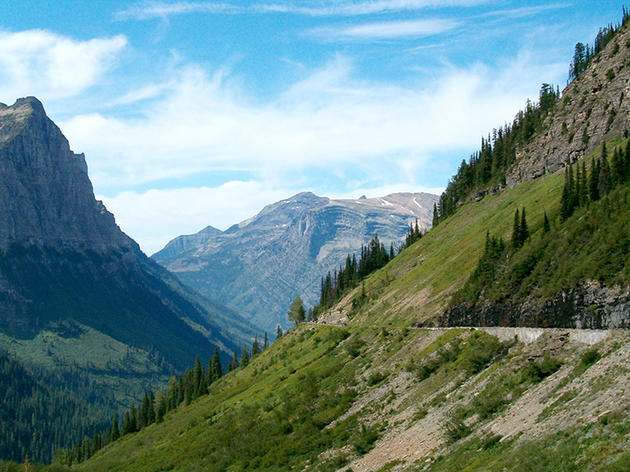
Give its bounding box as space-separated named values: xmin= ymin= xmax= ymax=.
xmin=0 ymin=1 xmax=625 ymax=253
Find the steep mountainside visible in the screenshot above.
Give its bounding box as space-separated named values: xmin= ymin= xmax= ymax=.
xmin=73 ymin=16 xmax=630 ymax=472
xmin=154 ymin=191 xmax=437 ymax=331
xmin=508 ymin=23 xmax=630 ymax=186
xmin=0 ymin=97 xmax=255 ymax=462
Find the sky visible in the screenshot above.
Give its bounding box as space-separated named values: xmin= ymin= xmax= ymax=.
xmin=0 ymin=1 xmax=626 ymax=254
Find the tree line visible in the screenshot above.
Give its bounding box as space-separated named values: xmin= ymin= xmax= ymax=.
xmin=433 ymin=83 xmax=560 ymax=226
xmin=568 ymin=7 xmax=630 ymax=82
xmin=289 ymin=223 xmax=425 ymax=322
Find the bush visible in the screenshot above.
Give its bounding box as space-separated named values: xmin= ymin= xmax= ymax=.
xmin=366 ymin=371 xmax=387 ymax=386
xmin=523 ymin=355 xmax=562 ymax=382
xmin=351 ymin=424 xmax=379 ymax=454
xmin=457 ymin=332 xmax=508 ymax=375
xmin=445 ymin=407 xmax=471 ymax=443
xmin=580 ymin=348 xmax=600 ymax=367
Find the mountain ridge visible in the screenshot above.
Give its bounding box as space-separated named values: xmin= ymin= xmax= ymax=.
xmin=153 ymin=190 xmax=438 ymax=331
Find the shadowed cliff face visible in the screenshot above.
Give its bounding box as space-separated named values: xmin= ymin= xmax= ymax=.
xmin=154 ymin=191 xmax=438 ymax=332
xmin=0 ymin=97 xmax=252 ymax=370
xmin=0 ymin=97 xmax=132 ymax=249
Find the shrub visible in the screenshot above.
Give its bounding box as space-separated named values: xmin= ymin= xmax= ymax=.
xmin=351 ymin=424 xmax=379 ymax=454
xmin=580 ymin=348 xmax=600 ymax=368
xmin=523 ymin=355 xmax=562 ymax=382
xmin=445 ymin=407 xmax=471 ymax=443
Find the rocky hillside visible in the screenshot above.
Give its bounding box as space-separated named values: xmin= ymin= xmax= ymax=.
xmin=507 ymin=20 xmax=630 ymax=186
xmin=0 ymin=97 xmax=256 ymax=461
xmin=154 ymin=191 xmax=437 ymax=332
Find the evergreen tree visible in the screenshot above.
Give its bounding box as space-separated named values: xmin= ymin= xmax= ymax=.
xmin=590 ymin=157 xmax=601 ymax=201
xmin=263 ymin=332 xmax=268 ymax=350
xmin=211 ymin=348 xmax=222 ymax=382
xmin=241 ymin=346 xmax=250 ymax=367
xmin=252 ymin=337 xmax=260 ymax=356
xmin=193 ymin=356 xmax=202 ymax=396
xmin=519 ymin=208 xmax=529 ymax=244
xmin=111 ymin=416 xmax=120 ymax=441
xmin=432 ymin=202 xmax=438 ymax=227
xmin=276 ymin=325 xmax=283 ymax=339
xmin=580 ymin=162 xmax=589 ymax=205
xmin=543 ymin=211 xmax=551 ymax=233
xmin=511 ymin=208 xmax=521 ymax=248
xmin=233 ymin=350 xmax=239 ymax=370
xmin=599 ymin=153 xmax=610 ymax=197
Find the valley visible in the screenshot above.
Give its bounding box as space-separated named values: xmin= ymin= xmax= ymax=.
xmin=0 ymin=4 xmax=629 ymax=472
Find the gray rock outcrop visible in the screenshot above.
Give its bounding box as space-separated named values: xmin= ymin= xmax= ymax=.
xmin=507 ymin=26 xmax=630 ymax=186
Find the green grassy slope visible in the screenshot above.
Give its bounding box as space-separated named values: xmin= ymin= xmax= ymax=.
xmin=75 ymin=322 xmax=630 ymax=472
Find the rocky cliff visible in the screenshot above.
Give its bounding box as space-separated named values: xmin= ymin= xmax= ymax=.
xmin=507 ymin=24 xmax=630 ymax=186
xmin=0 ymin=97 xmax=253 ymax=370
xmin=0 ymin=97 xmax=130 ymax=249
xmin=154 ymin=191 xmax=438 ymax=331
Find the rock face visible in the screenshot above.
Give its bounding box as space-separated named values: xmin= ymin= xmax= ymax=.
xmin=507 ymin=25 xmax=630 ymax=187
xmin=0 ymin=97 xmax=128 ymax=249
xmin=441 ymin=281 xmax=630 ymax=329
xmin=0 ymin=97 xmax=252 ymax=370
xmin=154 ymin=191 xmax=438 ymax=331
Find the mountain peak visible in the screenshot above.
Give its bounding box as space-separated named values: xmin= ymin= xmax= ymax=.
xmin=0 ymin=95 xmax=131 ymax=249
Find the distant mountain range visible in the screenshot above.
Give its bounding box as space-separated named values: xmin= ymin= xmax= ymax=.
xmin=154 ymin=191 xmax=438 ymax=331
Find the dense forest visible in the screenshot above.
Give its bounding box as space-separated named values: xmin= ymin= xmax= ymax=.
xmin=0 ymin=351 xmax=115 ymax=463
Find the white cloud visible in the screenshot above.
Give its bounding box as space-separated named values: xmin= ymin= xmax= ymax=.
xmin=311 ymin=18 xmax=458 ymax=40
xmin=114 ymin=1 xmax=239 ymax=20
xmin=115 ymin=0 xmax=488 ymax=20
xmin=101 ymin=182 xmax=293 ymax=254
xmin=0 ymin=30 xmax=127 ymax=101
xmin=62 ymin=53 xmax=564 ymax=193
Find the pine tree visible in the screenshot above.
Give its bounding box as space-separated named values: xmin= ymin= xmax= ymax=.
xmin=241 ymin=346 xmax=250 ymax=367
xmin=193 ymin=356 xmax=202 ymax=397
xmin=511 ymin=208 xmax=521 ymax=248
xmin=599 ymin=153 xmax=610 ymax=197
xmin=148 ymin=392 xmax=156 ymax=424
xmin=580 ymin=162 xmax=589 ymax=205
xmin=519 ymin=208 xmax=529 ymax=244
xmin=561 ymin=163 xmax=577 ymax=219
xmin=111 ymin=416 xmax=120 ymax=441
xmin=122 ymin=412 xmax=132 ymax=435
xmin=589 ymin=158 xmax=601 ymax=201
xmin=252 ymin=337 xmax=260 ymax=356
xmin=276 ymin=325 xmax=283 ymax=339
xmin=432 ymin=202 xmax=438 ymax=227
xmin=543 ymin=211 xmax=551 ymax=233
xmin=263 ymin=331 xmax=268 ymax=350
xmin=211 ymin=348 xmax=222 ymax=382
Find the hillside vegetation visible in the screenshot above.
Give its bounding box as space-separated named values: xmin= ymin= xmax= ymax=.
xmin=66 ymin=15 xmax=630 ymax=472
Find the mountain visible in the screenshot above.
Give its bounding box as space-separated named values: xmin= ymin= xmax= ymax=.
xmin=0 ymin=97 xmax=255 ymax=462
xmin=154 ymin=191 xmax=438 ymax=332
xmin=71 ymin=13 xmax=630 ymax=472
